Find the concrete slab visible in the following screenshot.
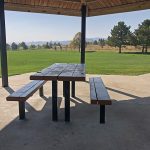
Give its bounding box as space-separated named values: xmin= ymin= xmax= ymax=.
xmin=0 ymin=73 xmax=150 ymax=150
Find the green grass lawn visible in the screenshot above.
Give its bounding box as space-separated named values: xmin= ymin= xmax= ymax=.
xmin=1 ymin=49 xmax=150 ymax=76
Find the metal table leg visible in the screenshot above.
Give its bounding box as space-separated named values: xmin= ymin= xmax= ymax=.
xmin=64 ymin=81 xmax=70 ymax=122
xmin=39 ymin=86 xmax=44 ymax=97
xmin=71 ymin=81 xmax=75 ymax=97
xmin=52 ymin=80 xmax=58 ymax=121
xmin=63 ymin=81 xmax=65 ymax=97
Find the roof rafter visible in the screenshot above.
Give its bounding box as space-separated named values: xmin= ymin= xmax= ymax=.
xmin=89 ymin=0 xmax=150 ymax=17
xmin=4 ymin=0 xmax=150 ymax=17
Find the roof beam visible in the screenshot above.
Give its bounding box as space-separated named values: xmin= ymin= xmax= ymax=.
xmin=4 ymin=2 xmax=81 ymax=16
xmin=4 ymin=0 xmax=150 ymax=17
xmin=89 ymin=0 xmax=150 ymax=16
xmin=81 ymin=0 xmax=86 ymax=4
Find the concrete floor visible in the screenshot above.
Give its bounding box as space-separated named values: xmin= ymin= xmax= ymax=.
xmin=0 ymin=73 xmax=150 ymax=150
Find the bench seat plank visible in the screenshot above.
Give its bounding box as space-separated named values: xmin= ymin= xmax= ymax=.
xmin=6 ymin=80 xmax=46 ymax=101
xmin=89 ymin=78 xmax=97 ymax=104
xmin=89 ymin=77 xmax=112 ymax=105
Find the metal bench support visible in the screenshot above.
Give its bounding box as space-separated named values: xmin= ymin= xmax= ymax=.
xmin=71 ymin=81 xmax=75 ymax=97
xmin=100 ymin=105 xmax=105 ymax=124
xmin=63 ymin=81 xmax=65 ymax=97
xmin=39 ymin=86 xmax=44 ymax=97
xmin=64 ymin=81 xmax=70 ymax=122
xmin=19 ymin=101 xmax=25 ymax=120
xmin=52 ymin=80 xmax=58 ymax=121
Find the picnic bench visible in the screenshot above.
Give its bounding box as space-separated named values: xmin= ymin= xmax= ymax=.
xmin=6 ymin=80 xmax=46 ymax=120
xmin=89 ymin=77 xmax=112 ymax=123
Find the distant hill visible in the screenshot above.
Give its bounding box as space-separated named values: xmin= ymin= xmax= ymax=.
xmin=8 ymin=37 xmax=106 ymax=46
xmin=26 ymin=41 xmax=70 ymax=46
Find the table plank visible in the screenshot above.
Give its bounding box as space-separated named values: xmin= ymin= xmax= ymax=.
xmin=30 ymin=63 xmax=86 ymax=81
xmin=30 ymin=63 xmax=66 ymax=80
xmin=58 ymin=64 xmax=85 ymax=81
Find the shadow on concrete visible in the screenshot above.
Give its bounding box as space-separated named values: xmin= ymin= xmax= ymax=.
xmin=84 ymin=80 xmax=89 ymax=84
xmin=106 ymin=87 xmax=140 ymax=99
xmin=41 ymin=95 xmax=50 ymax=101
xmin=72 ymin=96 xmax=88 ymax=104
xmin=4 ymin=86 xmax=15 ymax=94
xmin=0 ymin=90 xmax=150 ymax=150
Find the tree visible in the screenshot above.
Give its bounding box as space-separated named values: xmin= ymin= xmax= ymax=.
xmin=70 ymin=32 xmax=81 ymax=52
xmin=49 ymin=42 xmax=53 ymax=49
xmin=58 ymin=42 xmax=62 ymax=50
xmin=106 ymin=37 xmax=113 ymax=46
xmin=53 ymin=42 xmax=57 ymax=50
xmin=6 ymin=43 xmax=10 ymax=50
xmin=19 ymin=42 xmax=28 ymax=50
xmin=98 ymin=38 xmax=105 ymax=48
xmin=37 ymin=44 xmax=42 ymax=49
xmin=93 ymin=40 xmax=98 ymax=45
xmin=43 ymin=42 xmax=50 ymax=49
xmin=129 ymin=33 xmax=138 ymax=47
xmin=135 ymin=19 xmax=150 ymax=53
xmin=108 ymin=21 xmax=131 ymax=53
xmin=30 ymin=44 xmax=36 ymax=49
xmin=11 ymin=42 xmax=18 ymax=50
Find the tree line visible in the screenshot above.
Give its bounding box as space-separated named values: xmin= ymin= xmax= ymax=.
xmin=108 ymin=19 xmax=150 ymax=53
xmin=7 ymin=19 xmax=149 ymax=53
xmin=7 ymin=42 xmax=63 ymax=51
xmin=71 ymin=19 xmax=150 ymax=53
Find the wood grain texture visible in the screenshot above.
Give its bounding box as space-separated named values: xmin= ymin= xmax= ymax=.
xmin=4 ymin=0 xmax=150 ymax=17
xmin=31 ymin=63 xmax=86 ymax=81
xmin=6 ymin=80 xmax=46 ymax=101
xmin=58 ymin=64 xmax=85 ymax=81
xmin=89 ymin=77 xmax=112 ymax=105
xmin=89 ymin=78 xmax=97 ymax=104
xmin=30 ymin=63 xmax=66 ymax=80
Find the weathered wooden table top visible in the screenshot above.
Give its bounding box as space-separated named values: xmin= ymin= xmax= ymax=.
xmin=30 ymin=63 xmax=86 ymax=81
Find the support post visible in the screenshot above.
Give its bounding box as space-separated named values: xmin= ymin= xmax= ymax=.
xmin=81 ymin=5 xmax=87 ymax=64
xmin=19 ymin=101 xmax=25 ymax=120
xmin=100 ymin=105 xmax=105 ymax=124
xmin=71 ymin=81 xmax=75 ymax=97
xmin=39 ymin=86 xmax=44 ymax=97
xmin=63 ymin=81 xmax=65 ymax=97
xmin=0 ymin=0 xmax=8 ymax=87
xmin=64 ymin=81 xmax=70 ymax=122
xmin=52 ymin=80 xmax=58 ymax=121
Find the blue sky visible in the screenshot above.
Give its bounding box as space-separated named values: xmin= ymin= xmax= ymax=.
xmin=5 ymin=9 xmax=150 ymax=43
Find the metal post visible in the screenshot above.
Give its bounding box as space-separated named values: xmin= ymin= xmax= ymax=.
xmin=39 ymin=86 xmax=44 ymax=97
xmin=71 ymin=81 xmax=75 ymax=97
xmin=63 ymin=81 xmax=65 ymax=97
xmin=19 ymin=101 xmax=25 ymax=120
xmin=52 ymin=80 xmax=58 ymax=121
xmin=100 ymin=105 xmax=105 ymax=123
xmin=81 ymin=5 xmax=87 ymax=64
xmin=0 ymin=0 xmax=8 ymax=87
xmin=64 ymin=81 xmax=70 ymax=122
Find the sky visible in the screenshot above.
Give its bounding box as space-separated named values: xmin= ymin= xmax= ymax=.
xmin=5 ymin=9 xmax=150 ymax=43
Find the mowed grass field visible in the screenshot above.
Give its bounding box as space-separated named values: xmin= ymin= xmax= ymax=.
xmin=1 ymin=49 xmax=150 ymax=76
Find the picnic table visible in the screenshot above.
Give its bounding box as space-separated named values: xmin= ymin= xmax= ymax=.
xmin=30 ymin=63 xmax=86 ymax=122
